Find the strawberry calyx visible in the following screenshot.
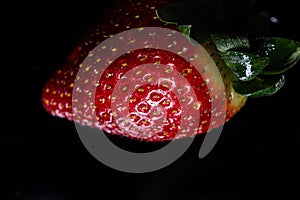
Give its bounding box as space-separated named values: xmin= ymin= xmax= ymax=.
xmin=156 ymin=0 xmax=300 ymax=98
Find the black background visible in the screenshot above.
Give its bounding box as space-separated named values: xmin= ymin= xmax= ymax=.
xmin=2 ymin=0 xmax=299 ymax=199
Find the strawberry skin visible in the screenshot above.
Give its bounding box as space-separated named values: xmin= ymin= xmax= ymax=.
xmin=42 ymin=0 xmax=177 ymax=121
xmin=41 ymin=0 xmax=247 ymax=141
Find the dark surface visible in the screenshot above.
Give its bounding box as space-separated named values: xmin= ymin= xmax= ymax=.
xmin=2 ymin=0 xmax=299 ymax=199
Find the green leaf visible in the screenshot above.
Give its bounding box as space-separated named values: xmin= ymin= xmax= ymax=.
xmin=211 ymin=34 xmax=250 ymax=52
xmin=232 ymin=75 xmax=286 ymax=98
xmin=220 ymin=51 xmax=269 ymax=81
xmin=177 ymin=25 xmax=192 ymax=37
xmin=280 ymin=47 xmax=300 ymax=70
xmin=250 ymin=37 xmax=299 ymax=74
xmin=262 ymin=47 xmax=300 ymax=75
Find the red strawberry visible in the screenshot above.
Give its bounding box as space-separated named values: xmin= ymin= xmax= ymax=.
xmin=41 ymin=0 xmax=299 ymax=141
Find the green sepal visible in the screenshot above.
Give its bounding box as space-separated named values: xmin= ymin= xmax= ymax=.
xmin=275 ymin=47 xmax=300 ymax=73
xmin=155 ymin=1 xmax=213 ymax=43
xmin=211 ymin=34 xmax=250 ymax=52
xmin=220 ymin=51 xmax=269 ymax=81
xmin=177 ymin=25 xmax=192 ymax=37
xmin=232 ymin=74 xmax=286 ymax=98
xmin=155 ymin=1 xmax=196 ymax=25
xmin=250 ymin=37 xmax=299 ymax=74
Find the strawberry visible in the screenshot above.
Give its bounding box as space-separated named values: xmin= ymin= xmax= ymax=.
xmin=41 ymin=0 xmax=299 ymax=142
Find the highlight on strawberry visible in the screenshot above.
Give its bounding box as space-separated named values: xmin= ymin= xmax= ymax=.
xmin=41 ymin=0 xmax=300 ymax=142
